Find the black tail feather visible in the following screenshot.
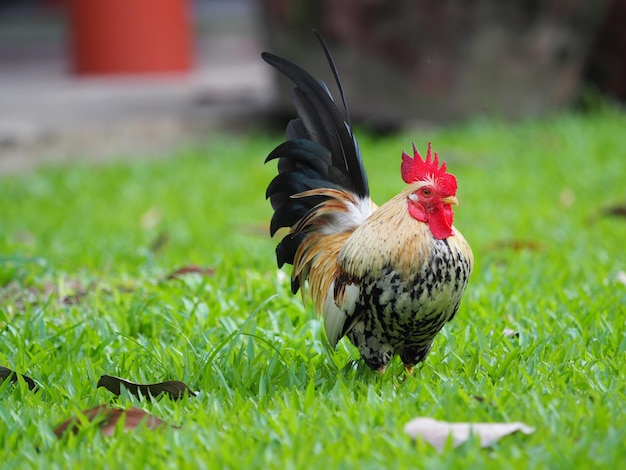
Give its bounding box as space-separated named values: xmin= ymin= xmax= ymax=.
xmin=286 ymin=119 xmax=308 ymax=141
xmin=314 ymin=30 xmax=352 ymax=132
xmin=266 ymin=171 xmax=340 ymax=203
xmin=265 ymin=139 xmax=332 ymax=176
xmin=263 ymin=36 xmax=370 ymax=271
xmin=262 ymin=46 xmax=369 ymax=198
xmin=276 ymin=232 xmax=306 ymax=271
xmin=266 ymin=139 xmax=340 ymax=237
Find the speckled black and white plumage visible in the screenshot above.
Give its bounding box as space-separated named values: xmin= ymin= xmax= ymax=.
xmin=343 ymin=239 xmax=473 ymax=371
xmin=317 ymin=187 xmax=474 ymax=371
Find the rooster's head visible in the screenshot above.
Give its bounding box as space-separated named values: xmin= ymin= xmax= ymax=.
xmin=401 ymin=142 xmax=458 ymax=239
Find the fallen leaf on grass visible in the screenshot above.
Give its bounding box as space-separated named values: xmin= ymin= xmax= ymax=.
xmin=601 ymin=204 xmax=626 ymax=219
xmin=97 ymin=375 xmax=196 ymax=400
xmin=0 ymin=366 xmax=37 ymax=390
xmin=486 ymin=239 xmax=544 ymax=253
xmin=163 ymin=265 xmax=215 ymax=281
xmin=404 ymin=417 xmax=534 ymax=451
xmin=589 ymin=203 xmax=626 ymax=223
xmin=54 ymin=406 xmax=167 ymax=437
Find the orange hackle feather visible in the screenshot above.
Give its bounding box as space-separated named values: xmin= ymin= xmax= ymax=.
xmin=290 ymin=188 xmax=371 ymax=316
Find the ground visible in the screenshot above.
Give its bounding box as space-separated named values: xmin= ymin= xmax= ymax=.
xmin=1 ymin=109 xmax=625 ymax=468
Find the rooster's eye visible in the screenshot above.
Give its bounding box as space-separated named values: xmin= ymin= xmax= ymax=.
xmin=421 ymin=189 xmax=432 ymax=197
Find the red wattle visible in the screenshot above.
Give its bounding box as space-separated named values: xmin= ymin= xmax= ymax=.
xmin=428 ymin=212 xmax=454 ymax=240
xmin=408 ymin=198 xmax=455 ymax=239
xmin=408 ymin=200 xmax=427 ymax=222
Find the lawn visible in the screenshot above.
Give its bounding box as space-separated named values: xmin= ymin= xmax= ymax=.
xmin=1 ymin=108 xmax=625 ymax=469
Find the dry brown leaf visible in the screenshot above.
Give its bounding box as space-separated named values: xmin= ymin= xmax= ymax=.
xmin=602 ymin=204 xmax=626 ymax=219
xmin=163 ymin=265 xmax=215 ymax=281
xmin=487 ymin=239 xmax=543 ymax=253
xmin=54 ymin=406 xmax=167 ymax=438
xmin=97 ymin=375 xmax=196 ymax=400
xmin=0 ymin=366 xmax=37 ymax=390
xmin=404 ymin=417 xmax=534 ymax=451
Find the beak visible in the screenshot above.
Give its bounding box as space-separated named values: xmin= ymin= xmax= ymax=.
xmin=441 ymin=195 xmax=459 ymax=206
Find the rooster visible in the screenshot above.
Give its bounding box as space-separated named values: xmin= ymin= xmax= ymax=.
xmin=263 ymin=36 xmax=473 ymax=373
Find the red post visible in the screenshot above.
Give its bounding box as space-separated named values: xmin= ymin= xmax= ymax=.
xmin=67 ymin=0 xmax=194 ymax=75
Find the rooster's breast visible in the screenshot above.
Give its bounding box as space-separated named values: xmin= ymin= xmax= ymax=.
xmin=345 ymin=234 xmax=473 ymax=371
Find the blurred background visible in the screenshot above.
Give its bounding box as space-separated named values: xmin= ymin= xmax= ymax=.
xmin=0 ymin=0 xmax=624 ymax=173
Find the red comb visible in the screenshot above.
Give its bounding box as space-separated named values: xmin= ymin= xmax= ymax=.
xmin=401 ymin=142 xmax=457 ymax=193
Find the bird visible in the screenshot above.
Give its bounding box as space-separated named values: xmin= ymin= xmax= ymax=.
xmin=262 ymin=35 xmax=473 ymax=373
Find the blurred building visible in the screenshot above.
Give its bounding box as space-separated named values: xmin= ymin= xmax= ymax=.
xmin=260 ymin=0 xmax=615 ymax=125
xmin=0 ymin=0 xmax=624 ymax=170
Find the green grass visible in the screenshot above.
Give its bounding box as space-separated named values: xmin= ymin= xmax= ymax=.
xmin=1 ymin=108 xmax=626 ymax=469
